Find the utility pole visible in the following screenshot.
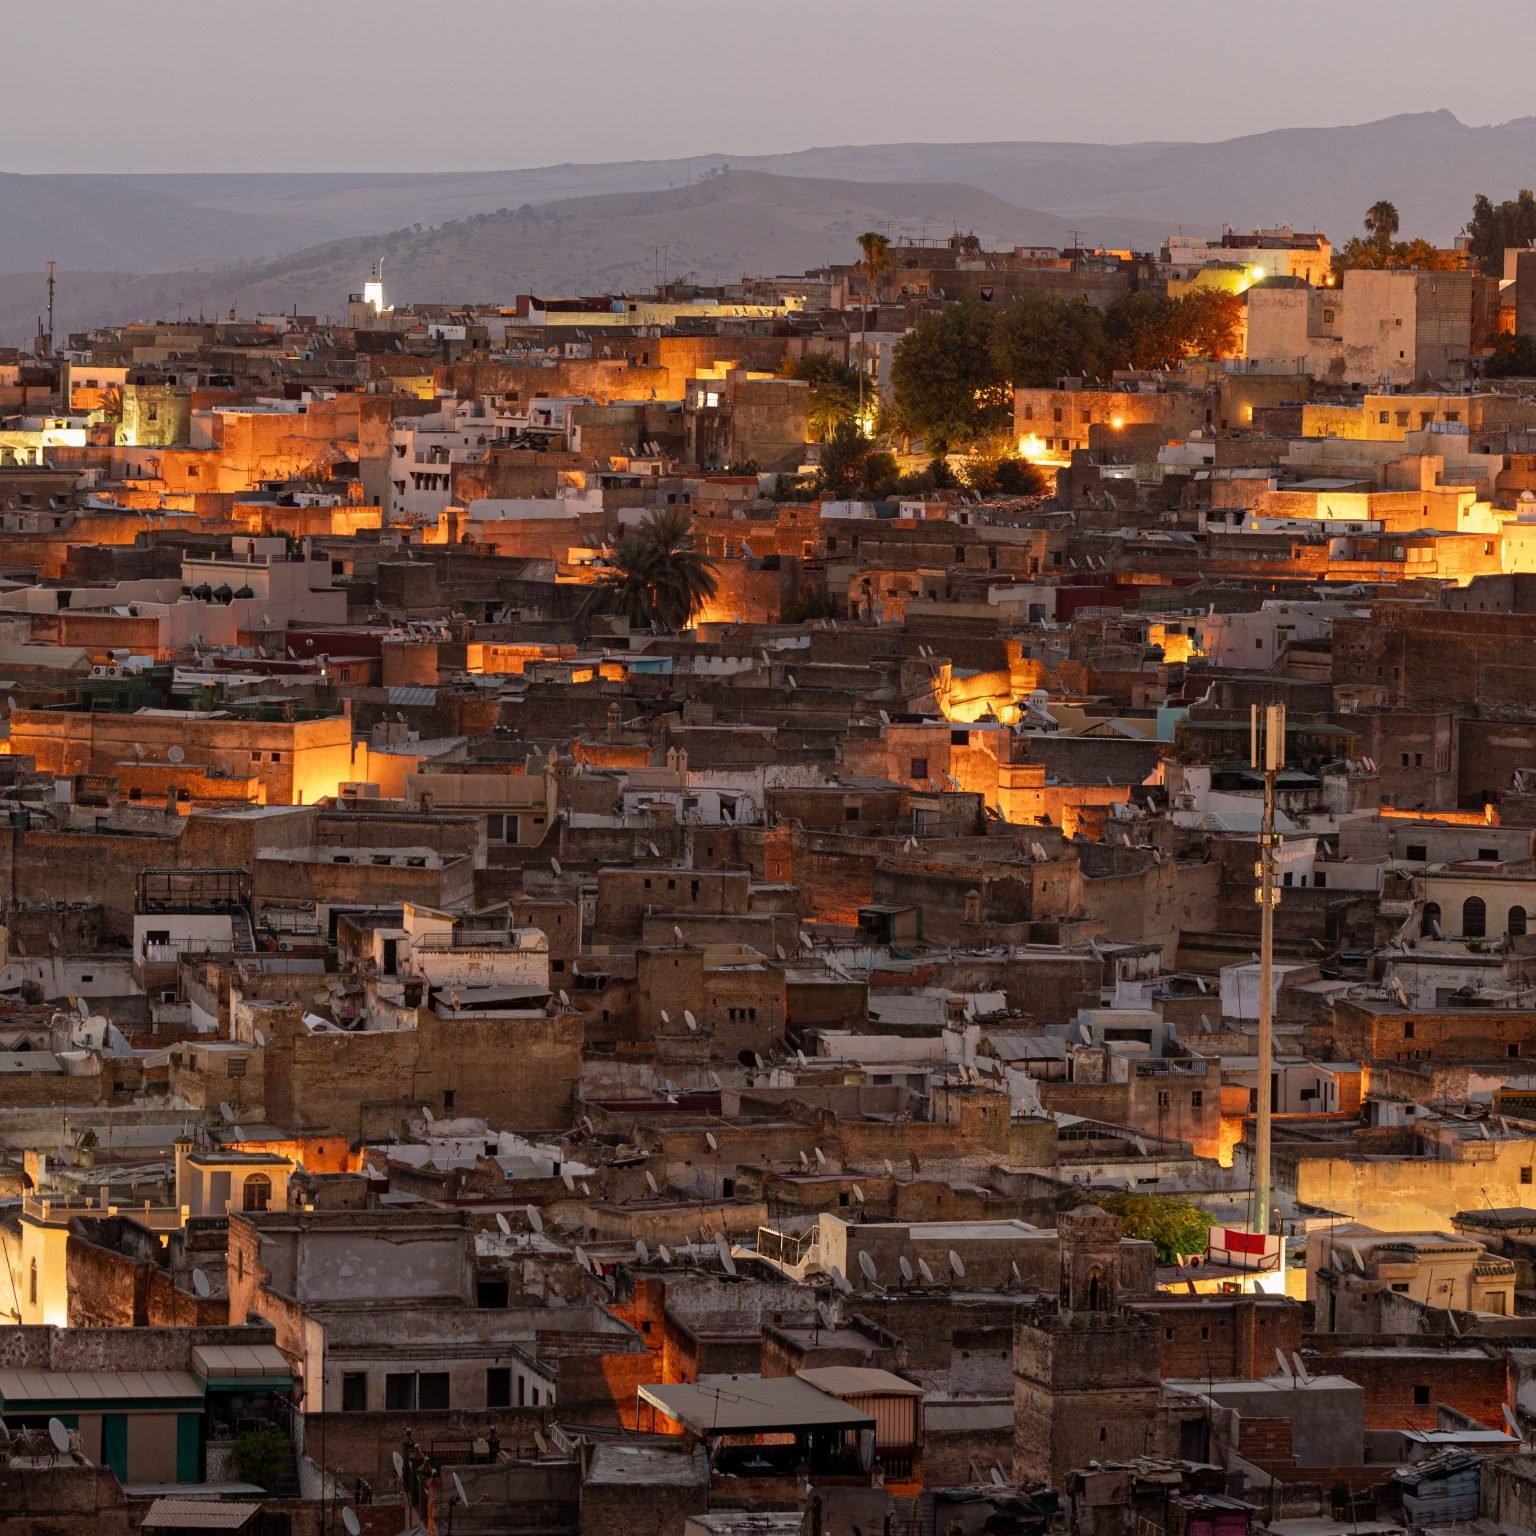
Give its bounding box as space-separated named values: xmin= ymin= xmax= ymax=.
xmin=1251 ymin=702 xmax=1285 ymax=1237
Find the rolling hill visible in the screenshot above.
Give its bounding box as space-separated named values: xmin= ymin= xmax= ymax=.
xmin=0 ymin=171 xmax=1196 ymax=344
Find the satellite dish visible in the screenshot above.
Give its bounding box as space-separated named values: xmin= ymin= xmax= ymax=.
xmin=581 ymin=1182 xmax=592 ymax=1197
xmin=644 ymin=1169 xmax=659 ymax=1195
xmin=452 ymin=1471 xmax=471 ymax=1506
xmin=218 ymin=1101 xmax=235 ymax=1122
xmin=558 ymin=989 xmax=570 ymax=1008
xmin=851 ymin=1184 xmax=865 ymax=1203
xmin=948 ymin=1249 xmax=966 ymax=1280
xmin=1274 ymin=1347 xmax=1292 ymax=1378
xmin=1010 ymin=1260 xmax=1022 ymax=1286
xmin=253 ymin=1027 xmax=266 ymax=1048
xmin=561 ymin=1169 xmax=576 ymax=1191
xmin=48 ymin=1418 xmax=69 ymax=1455
xmin=658 ymin=1245 xmax=671 ymax=1263
xmin=709 ymin=1070 xmax=722 ymax=1090
xmin=814 ymin=1147 xmax=826 ymax=1167
xmin=343 ymin=1510 xmax=361 ymax=1536
xmin=1290 ymin=1351 xmax=1312 ymax=1385
xmin=526 ymin=1204 xmax=543 ymax=1234
xmin=684 ymin=1009 xmax=698 ymax=1032
xmin=715 ymin=1232 xmax=737 ymax=1276
xmin=392 ymin=1450 xmax=405 ymax=1478
xmin=990 ymin=1466 xmax=1005 ymax=1487
xmin=883 ymin=1159 xmax=894 ymax=1179
xmin=858 ymin=1250 xmax=879 ymax=1284
xmin=899 ymin=1255 xmax=914 ymax=1283
xmin=550 ymin=856 xmax=562 ymax=876
xmin=918 ymin=1258 xmax=935 ymax=1286
xmin=776 ymin=945 xmax=787 ymax=960
xmin=635 ymin=1239 xmax=650 ymax=1263
xmin=705 ymin=1132 xmax=719 ymax=1152
xmin=798 ymin=1150 xmax=810 ymax=1170
xmin=574 ymin=1244 xmax=590 ymax=1272
xmin=830 ymin=1264 xmax=852 ymax=1294
xmin=1504 ymin=1403 xmax=1521 ymax=1435
xmin=753 ymin=1053 xmax=766 ymax=1071
xmin=422 ymin=1104 xmax=435 ymax=1124
xmin=168 ymin=744 xmax=185 ymax=764
xmin=496 ymin=1212 xmax=511 ymax=1237
xmin=534 ymin=1429 xmax=550 ymax=1455
xmin=659 ymin=1009 xmax=670 ymax=1024
xmin=192 ymin=1267 xmax=211 ymax=1298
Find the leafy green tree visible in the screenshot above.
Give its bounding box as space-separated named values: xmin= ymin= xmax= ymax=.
xmin=990 ymin=295 xmax=1109 ymax=387
xmin=1085 ymin=1190 xmax=1213 ymax=1264
xmin=1335 ymin=235 xmax=1461 ymax=271
xmin=1484 ymin=333 xmax=1536 ymax=378
xmin=1363 ymin=199 xmax=1400 ymax=246
xmin=889 ymin=297 xmax=1011 ymax=449
xmin=817 ymin=419 xmax=900 ymax=499
xmin=961 ymin=435 xmax=1049 ymax=498
xmin=781 ymin=353 xmax=865 ymax=441
xmin=592 ymin=508 xmax=718 ymax=630
xmin=1475 ymin=191 xmax=1536 ymax=272
xmin=1103 ymin=293 xmax=1187 ymax=371
xmin=229 ymin=1427 xmax=289 ymax=1491
xmin=1176 ymin=288 xmax=1245 ymax=359
xmin=1465 ymin=189 xmax=1536 ymax=277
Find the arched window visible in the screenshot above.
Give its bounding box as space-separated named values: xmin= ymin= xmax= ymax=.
xmin=242 ymin=1174 xmax=272 ymax=1212
xmin=1420 ymin=902 xmax=1441 ymax=938
xmin=1511 ymin=906 xmax=1528 ymax=938
xmin=1463 ymin=896 xmax=1487 ymax=939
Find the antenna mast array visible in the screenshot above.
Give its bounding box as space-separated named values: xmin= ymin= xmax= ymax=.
xmin=1250 ymin=702 xmax=1286 ymax=1239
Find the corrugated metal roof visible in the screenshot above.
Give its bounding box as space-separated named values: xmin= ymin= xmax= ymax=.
xmin=387 ymin=685 xmax=438 ymax=707
xmin=142 ymin=1499 xmax=261 ymax=1531
xmin=924 ymin=1400 xmax=1014 ymax=1433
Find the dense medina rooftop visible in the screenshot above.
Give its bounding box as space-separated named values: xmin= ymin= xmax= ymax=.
xmin=7 ymin=201 xmax=1536 ymax=1536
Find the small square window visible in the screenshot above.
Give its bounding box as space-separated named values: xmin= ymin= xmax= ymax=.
xmin=342 ymin=1372 xmax=368 ymax=1412
xmin=910 ymin=757 xmax=928 ymax=780
xmin=1413 ymin=1384 xmax=1430 ymax=1405
xmin=1522 ymin=1167 xmax=1532 ymax=1186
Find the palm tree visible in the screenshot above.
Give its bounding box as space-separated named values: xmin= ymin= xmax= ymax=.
xmin=855 ymin=231 xmax=892 ymax=418
xmin=591 ymin=507 xmax=719 ymax=631
xmin=1364 ymin=200 xmax=1400 ymax=247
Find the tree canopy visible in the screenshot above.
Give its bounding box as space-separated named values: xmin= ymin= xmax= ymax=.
xmin=888 ymin=296 xmax=1013 ymax=449
xmin=1335 ymin=235 xmax=1461 ymax=272
xmin=1084 ymin=1190 xmax=1213 ymax=1264
xmin=591 ymin=508 xmax=718 ymax=631
xmin=1363 ymin=199 xmax=1401 ymax=244
xmin=890 ymin=288 xmax=1244 ymax=449
xmin=1466 ymin=189 xmax=1536 ymax=277
xmin=781 ymin=353 xmax=865 ymax=441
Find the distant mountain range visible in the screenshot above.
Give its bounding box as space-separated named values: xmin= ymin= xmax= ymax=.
xmin=0 ymin=111 xmax=1530 ymax=344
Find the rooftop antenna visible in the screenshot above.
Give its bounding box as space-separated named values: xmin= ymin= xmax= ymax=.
xmin=1250 ymin=700 xmax=1286 ymax=1241
xmin=44 ymin=260 xmax=56 ymax=353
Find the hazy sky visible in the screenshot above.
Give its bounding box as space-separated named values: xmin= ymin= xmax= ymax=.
xmin=8 ymin=0 xmax=1536 ymax=173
